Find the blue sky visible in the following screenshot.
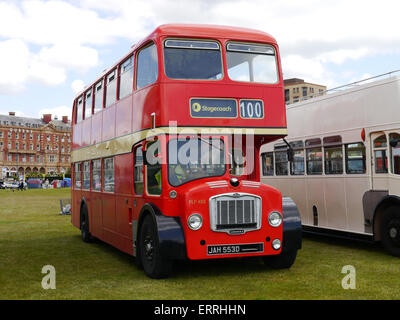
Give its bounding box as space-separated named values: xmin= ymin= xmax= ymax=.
xmin=0 ymin=0 xmax=399 ymax=119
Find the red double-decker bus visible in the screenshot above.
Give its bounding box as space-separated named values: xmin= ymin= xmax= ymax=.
xmin=71 ymin=24 xmax=302 ymax=278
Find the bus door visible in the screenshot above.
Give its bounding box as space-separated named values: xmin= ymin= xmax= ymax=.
xmin=370 ymin=131 xmax=389 ymax=190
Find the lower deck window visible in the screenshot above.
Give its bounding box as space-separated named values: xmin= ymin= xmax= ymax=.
xmin=325 ymin=146 xmax=343 ymax=174
xmin=306 ymin=148 xmax=322 ymax=175
xmin=261 ymin=152 xmax=274 ymax=176
xmin=74 ymin=163 xmax=81 ymax=189
xmin=103 ymin=157 xmax=114 ymax=192
xmin=275 ymin=151 xmax=288 ymax=176
xmin=92 ymin=159 xmax=101 ymax=191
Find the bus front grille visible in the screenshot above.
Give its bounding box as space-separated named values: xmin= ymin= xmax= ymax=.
xmin=209 ymin=193 xmax=262 ymax=234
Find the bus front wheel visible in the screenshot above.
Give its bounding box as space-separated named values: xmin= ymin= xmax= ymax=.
xmin=381 ymin=206 xmax=400 ymax=257
xmin=139 ymin=215 xmax=172 ymax=279
xmin=262 ymin=250 xmax=298 ymax=269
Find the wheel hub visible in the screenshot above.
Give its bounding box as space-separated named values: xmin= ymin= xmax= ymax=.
xmin=143 ymin=237 xmax=154 ymax=260
xmin=388 ymin=219 xmax=400 ymax=247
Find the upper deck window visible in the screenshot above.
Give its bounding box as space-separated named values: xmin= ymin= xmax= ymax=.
xmin=76 ymin=97 xmax=83 ymax=123
xmin=164 ymin=39 xmax=222 ymax=80
xmin=105 ymin=70 xmax=117 ymax=107
xmin=119 ymin=56 xmax=134 ymax=99
xmin=94 ymin=80 xmax=103 ymax=113
xmin=136 ymin=43 xmax=158 ymax=89
xmin=84 ymin=89 xmax=92 ymax=119
xmin=226 ymin=42 xmax=278 ymax=84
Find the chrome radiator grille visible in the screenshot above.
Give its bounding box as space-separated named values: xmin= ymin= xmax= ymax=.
xmin=209 ymin=193 xmax=262 ymax=234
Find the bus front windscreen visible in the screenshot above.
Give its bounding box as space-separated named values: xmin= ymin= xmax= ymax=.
xmin=164 ymin=39 xmax=223 ymax=80
xmin=168 ymin=138 xmax=226 ymax=186
xmin=226 ymin=42 xmax=278 ymax=84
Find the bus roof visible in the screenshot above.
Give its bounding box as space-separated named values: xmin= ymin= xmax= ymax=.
xmin=75 ymin=24 xmax=278 ymax=97
xmin=147 ymin=23 xmax=277 ymax=44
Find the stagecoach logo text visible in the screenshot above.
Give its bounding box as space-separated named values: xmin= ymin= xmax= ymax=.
xmin=190 ymin=98 xmax=237 ymax=118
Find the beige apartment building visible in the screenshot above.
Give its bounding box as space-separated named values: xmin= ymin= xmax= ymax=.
xmin=0 ymin=112 xmax=72 ymax=179
xmin=284 ymin=78 xmax=327 ymax=105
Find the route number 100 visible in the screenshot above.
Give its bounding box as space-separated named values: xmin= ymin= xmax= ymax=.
xmin=239 ymin=100 xmax=264 ymax=119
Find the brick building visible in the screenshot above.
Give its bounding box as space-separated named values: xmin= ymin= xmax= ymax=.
xmin=284 ymin=78 xmax=327 ymax=104
xmin=0 ymin=112 xmax=72 ymax=179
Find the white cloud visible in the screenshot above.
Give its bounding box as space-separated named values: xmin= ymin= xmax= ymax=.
xmin=71 ymin=80 xmax=85 ymax=94
xmin=1 ymin=0 xmax=400 ymax=95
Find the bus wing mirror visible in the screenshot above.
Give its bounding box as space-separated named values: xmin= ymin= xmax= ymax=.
xmin=390 ymin=139 xmax=399 ymax=148
xmin=287 ymin=149 xmax=294 ymax=162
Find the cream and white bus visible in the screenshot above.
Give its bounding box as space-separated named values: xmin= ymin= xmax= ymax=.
xmin=260 ymin=72 xmax=400 ymax=256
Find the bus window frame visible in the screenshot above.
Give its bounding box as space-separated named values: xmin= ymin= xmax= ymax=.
xmin=93 ymin=79 xmax=105 ymax=114
xmin=145 ymin=138 xmax=162 ymax=197
xmin=389 ymin=132 xmax=400 ymax=175
xmin=261 ymin=152 xmax=274 ymax=176
xmin=84 ymin=87 xmax=93 ymax=120
xmin=76 ymin=96 xmax=83 ymax=124
xmin=82 ymin=160 xmax=91 ymax=190
xmin=162 ymin=38 xmax=224 ymax=82
xmin=225 ymin=41 xmax=279 ymax=85
xmin=102 ymin=157 xmax=115 ymax=193
xmin=105 ymin=69 xmax=117 ymax=108
xmin=345 ymin=142 xmax=366 ymax=175
xmin=373 ymin=134 xmax=389 ymax=174
xmin=133 ymin=144 xmax=144 ymax=195
xmin=91 ymin=158 xmax=102 ymax=192
xmin=118 ymin=55 xmax=135 ymax=100
xmin=135 ymin=41 xmax=159 ymax=91
xmin=324 ymin=145 xmax=344 ymax=175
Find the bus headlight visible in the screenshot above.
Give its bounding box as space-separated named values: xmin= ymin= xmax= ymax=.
xmin=268 ymin=211 xmax=282 ymax=227
xmin=272 ymin=239 xmax=281 ymax=250
xmin=188 ymin=214 xmax=203 ymax=231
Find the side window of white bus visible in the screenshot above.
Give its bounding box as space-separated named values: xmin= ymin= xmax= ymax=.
xmin=373 ymin=134 xmax=388 ymax=174
xmin=274 ymin=148 xmax=288 ymax=176
xmin=74 ymin=162 xmax=82 ymax=189
xmin=389 ymin=133 xmax=400 ymax=175
xmin=103 ymin=157 xmax=115 ymax=192
xmin=305 ymin=138 xmax=322 ymax=175
xmin=134 ymin=146 xmax=144 ymax=195
xmin=324 ymin=136 xmax=343 ymax=175
xmin=261 ymin=152 xmax=274 ymax=176
xmin=345 ymin=143 xmax=366 ymax=174
xmin=136 ymin=43 xmax=158 ymax=90
xmin=290 ymin=141 xmax=305 ymax=175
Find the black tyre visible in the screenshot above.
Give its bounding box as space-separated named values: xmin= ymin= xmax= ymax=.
xmin=139 ymin=215 xmax=172 ymax=279
xmin=263 ymin=250 xmax=297 ymax=269
xmin=80 ymin=205 xmax=93 ymax=243
xmin=380 ymin=206 xmax=400 ymax=257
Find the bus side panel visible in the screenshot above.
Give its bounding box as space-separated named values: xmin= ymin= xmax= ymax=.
xmin=81 ymin=117 xmax=92 ymax=148
xmin=91 ymin=191 xmax=103 ymax=238
xmin=324 ymin=177 xmax=347 ymax=230
xmin=115 ymin=153 xmax=133 ymax=240
xmin=102 ymin=104 xmax=116 ymax=142
xmin=102 ymin=193 xmax=116 ymax=236
xmin=71 ymin=189 xmax=81 ymax=229
xmin=115 ymin=96 xmax=133 ymax=137
xmin=72 ymin=122 xmax=82 ymax=149
xmin=91 ymin=111 xmax=103 ymax=145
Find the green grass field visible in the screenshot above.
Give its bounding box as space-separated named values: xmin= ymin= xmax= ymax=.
xmin=1 ymin=188 xmax=400 ymax=300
